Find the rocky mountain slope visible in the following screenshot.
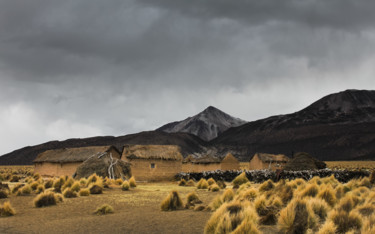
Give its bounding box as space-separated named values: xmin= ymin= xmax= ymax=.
xmin=212 ymin=89 xmax=375 ymax=161
xmin=0 ymin=131 xmax=207 ymax=165
xmin=157 ymin=106 xmax=247 ymax=141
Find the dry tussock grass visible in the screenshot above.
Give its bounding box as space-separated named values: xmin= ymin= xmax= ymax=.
xmin=160 ymin=190 xmax=184 ymax=211
xmin=0 ymin=201 xmax=16 ymax=217
xmin=204 ymin=172 xmax=375 ymax=234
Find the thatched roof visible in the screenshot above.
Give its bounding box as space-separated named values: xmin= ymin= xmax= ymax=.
xmin=254 ymin=153 xmax=289 ymax=163
xmin=283 ymin=152 xmax=326 ymax=171
xmin=122 ymin=145 xmax=183 ymax=161
xmin=182 ymin=154 xmax=221 ymax=164
xmin=222 ymin=153 xmax=239 ymax=163
xmin=33 ymin=146 xmax=119 ymax=163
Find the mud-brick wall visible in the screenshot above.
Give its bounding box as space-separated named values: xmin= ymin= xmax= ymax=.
xmin=34 ymin=162 xmax=82 ymax=177
xmin=127 ymin=159 xmax=182 ymax=181
xmin=181 ymin=163 xmax=221 ymax=173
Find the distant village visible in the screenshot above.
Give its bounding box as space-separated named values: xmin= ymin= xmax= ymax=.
xmin=33 ymin=145 xmax=297 ymax=181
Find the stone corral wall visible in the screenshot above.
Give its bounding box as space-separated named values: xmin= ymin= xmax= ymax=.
xmin=125 ymin=159 xmax=182 ymax=181
xmin=181 ymin=163 xmax=221 ymax=173
xmin=34 ymin=162 xmax=82 ymax=177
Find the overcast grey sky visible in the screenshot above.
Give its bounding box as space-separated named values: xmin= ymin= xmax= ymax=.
xmin=1 ymin=0 xmax=375 ymax=155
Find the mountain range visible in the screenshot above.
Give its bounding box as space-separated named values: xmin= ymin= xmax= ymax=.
xmin=0 ymin=89 xmax=374 ymax=165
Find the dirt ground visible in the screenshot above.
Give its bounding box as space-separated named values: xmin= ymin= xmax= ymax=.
xmin=0 ymin=183 xmax=218 ymax=234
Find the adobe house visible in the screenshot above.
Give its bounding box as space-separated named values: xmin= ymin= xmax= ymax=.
xmin=220 ymin=153 xmax=240 ymax=171
xmin=121 ymin=144 xmax=182 ymax=181
xmin=33 ymin=146 xmax=121 ymax=177
xmin=182 ymin=155 xmax=221 ymax=172
xmin=182 ymin=153 xmax=240 ymax=172
xmin=249 ymin=153 xmax=290 ymax=170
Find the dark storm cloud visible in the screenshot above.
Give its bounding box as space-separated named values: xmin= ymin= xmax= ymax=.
xmin=1 ymin=0 xmax=375 ymax=155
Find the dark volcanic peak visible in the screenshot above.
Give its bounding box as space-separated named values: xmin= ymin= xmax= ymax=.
xmin=213 ymin=89 xmax=375 ymax=161
xmin=157 ymin=106 xmax=247 ymax=141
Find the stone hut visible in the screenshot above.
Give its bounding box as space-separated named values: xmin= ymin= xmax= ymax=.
xmin=121 ymin=144 xmax=183 ymax=181
xmin=249 ymin=153 xmax=289 ymax=170
xmin=33 ymin=146 xmax=121 ymax=177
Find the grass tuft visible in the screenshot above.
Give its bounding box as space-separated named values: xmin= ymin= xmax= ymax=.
xmin=79 ymin=188 xmax=90 ymax=196
xmin=33 ymin=191 xmax=60 ymax=207
xmin=129 ymin=176 xmax=136 ymax=188
xmin=197 ymin=179 xmax=209 ymax=189
xmin=161 ymin=190 xmax=184 ymax=211
xmin=94 ymin=204 xmax=114 ymax=215
xmin=121 ymin=181 xmax=130 ymax=191
xmin=63 ymin=188 xmax=78 ymax=198
xmin=232 ymin=172 xmax=249 ymax=188
xmin=0 ymin=201 xmax=16 ymax=217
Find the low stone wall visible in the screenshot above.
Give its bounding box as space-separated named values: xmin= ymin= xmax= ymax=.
xmin=176 ymin=169 xmax=370 ymax=183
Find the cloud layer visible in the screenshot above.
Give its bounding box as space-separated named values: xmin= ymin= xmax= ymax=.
xmin=1 ymin=0 xmax=375 ymax=154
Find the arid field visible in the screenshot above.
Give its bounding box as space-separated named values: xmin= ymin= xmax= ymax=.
xmin=1 ymin=165 xmax=375 ymax=233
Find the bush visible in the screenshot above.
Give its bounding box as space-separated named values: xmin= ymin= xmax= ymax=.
xmin=186 ymin=179 xmax=195 ymax=187
xmin=232 ymin=172 xmax=249 ymax=188
xmin=161 ymin=190 xmax=184 ymax=211
xmin=89 ymin=184 xmax=103 ymax=194
xmin=259 ymin=179 xmax=275 ymax=192
xmin=34 ymin=191 xmax=60 ymax=207
xmin=178 ymin=179 xmax=186 ymax=186
xmin=79 ymin=189 xmax=90 ymax=196
xmin=79 ymin=178 xmax=87 ymax=186
xmin=87 ymin=174 xmax=98 ymax=185
xmin=197 ymin=179 xmax=209 ymax=189
xmin=63 ymin=188 xmax=78 ymax=198
xmin=94 ymin=204 xmax=114 ymax=215
xmin=186 ymin=191 xmax=201 ymax=204
xmin=0 ymin=202 xmax=16 ymax=217
xmin=129 ymin=176 xmax=136 ymax=188
xmin=121 ymin=181 xmax=130 ymax=191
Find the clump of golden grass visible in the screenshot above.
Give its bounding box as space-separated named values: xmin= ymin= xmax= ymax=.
xmin=44 ymin=179 xmax=53 ymax=189
xmin=30 ymin=181 xmax=39 ymax=191
xmin=19 ymin=184 xmax=32 ymax=195
xmin=121 ymin=181 xmax=130 ymax=191
xmin=0 ymin=201 xmax=16 ymax=217
xmin=36 ymin=184 xmax=45 ymax=194
xmin=359 ymin=177 xmax=371 ymax=188
xmin=87 ymin=173 xmax=98 ymax=185
xmin=161 ymin=190 xmax=184 ymax=211
xmin=307 ymin=198 xmax=330 ymax=222
xmin=178 ymin=179 xmax=186 ymax=186
xmin=328 ymin=209 xmax=362 ymax=233
xmin=61 ymin=177 xmax=75 ymax=190
xmin=79 ymin=178 xmax=87 ymax=186
xmin=114 ymin=178 xmax=123 ymax=185
xmin=63 ymin=188 xmax=78 ymax=198
xmin=79 ymin=188 xmax=90 ymax=196
xmin=186 ymin=191 xmax=201 ymax=204
xmin=94 ymin=204 xmax=114 ymax=215
xmin=186 ymin=179 xmax=195 ymax=187
xmin=33 ymin=173 xmax=41 ymax=180
xmin=237 ymin=188 xmax=258 ymax=202
xmin=11 ymin=183 xmax=23 ymax=194
xmin=355 ymin=203 xmax=375 ymax=217
xmin=70 ymin=181 xmax=81 ymax=192
xmin=207 ymin=178 xmax=216 ymax=185
xmin=318 ymin=220 xmax=336 ymax=234
xmin=0 ymin=189 xmax=8 ymax=199
xmin=216 ymin=180 xmax=226 ymax=189
xmin=89 ymin=184 xmax=103 ymax=194
xmin=53 ymin=177 xmax=65 ymax=192
xmin=209 ymin=184 xmax=220 ymax=192
xmin=259 ymin=179 xmax=275 ymax=192
xmin=300 ymin=184 xmax=319 ymax=198
xmin=204 ymin=200 xmax=259 ymax=234
xmin=209 ymin=195 xmax=223 ymax=211
xmin=34 ymin=191 xmax=62 ymax=207
xmin=129 ymin=176 xmax=136 ymax=188
xmin=232 ymin=172 xmax=249 ymax=188
xmin=369 ymin=170 xmax=375 ymax=184
xmin=317 ymin=186 xmax=337 ymax=207
xmin=277 ymin=198 xmax=317 ymax=234
xmin=197 ymin=178 xmax=209 ymax=189
xmin=222 ymin=188 xmax=234 ymax=202
xmin=10 ymin=175 xmax=19 ymax=182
